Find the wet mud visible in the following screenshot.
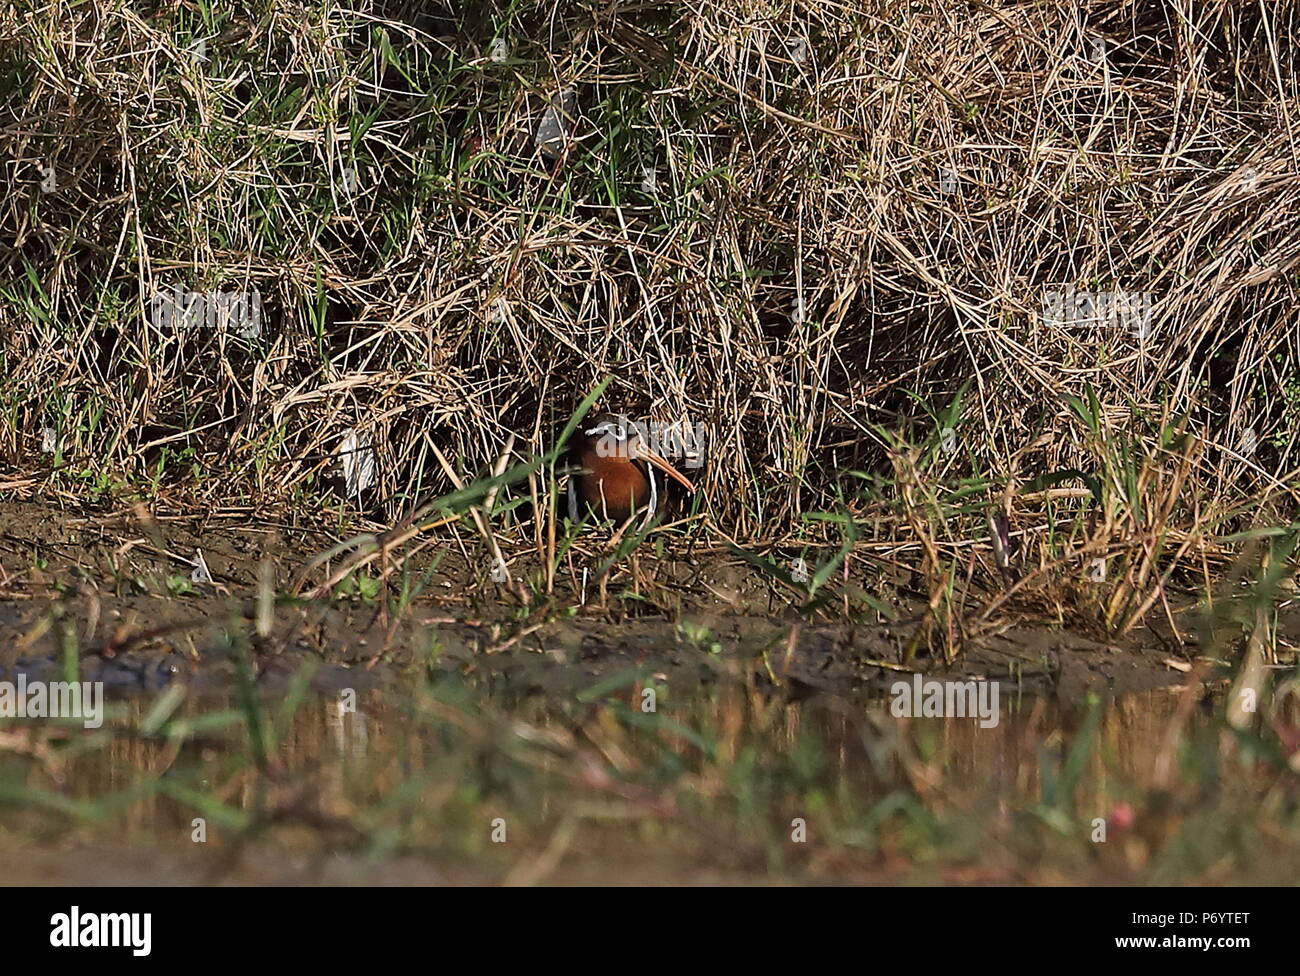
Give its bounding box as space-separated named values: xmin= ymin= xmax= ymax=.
xmin=0 ymin=501 xmax=1205 ymax=704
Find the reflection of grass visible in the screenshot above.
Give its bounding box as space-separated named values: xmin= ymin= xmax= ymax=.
xmin=2 ymin=656 xmax=1298 ymax=883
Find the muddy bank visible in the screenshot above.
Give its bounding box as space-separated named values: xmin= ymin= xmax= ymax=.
xmin=0 ymin=501 xmax=1212 ymax=703
xmin=0 ymin=590 xmax=1199 ymax=705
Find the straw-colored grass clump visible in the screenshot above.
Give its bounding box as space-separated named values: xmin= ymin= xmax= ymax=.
xmin=2 ymin=1 xmax=1298 ymax=577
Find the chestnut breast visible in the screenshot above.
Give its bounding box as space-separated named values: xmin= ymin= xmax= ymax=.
xmin=577 ymin=445 xmax=650 ymax=521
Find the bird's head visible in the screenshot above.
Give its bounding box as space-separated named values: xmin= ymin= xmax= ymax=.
xmin=580 ymin=412 xmax=695 ymax=491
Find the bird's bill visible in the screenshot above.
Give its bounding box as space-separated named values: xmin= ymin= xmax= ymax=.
xmin=638 ymin=446 xmax=695 ymax=492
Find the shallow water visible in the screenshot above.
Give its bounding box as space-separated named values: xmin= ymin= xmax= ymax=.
xmin=1 ymin=653 xmax=1234 ymax=884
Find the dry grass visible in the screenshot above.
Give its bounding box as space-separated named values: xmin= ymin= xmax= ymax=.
xmin=3 ymin=0 xmax=1300 ymax=624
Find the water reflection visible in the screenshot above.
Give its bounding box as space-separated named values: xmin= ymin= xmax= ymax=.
xmin=0 ymin=668 xmax=1268 ymax=882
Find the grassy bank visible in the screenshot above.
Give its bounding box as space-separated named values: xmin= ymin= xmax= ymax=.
xmin=3 ymin=0 xmax=1298 ymax=542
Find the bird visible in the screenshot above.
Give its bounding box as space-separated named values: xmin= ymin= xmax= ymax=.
xmin=566 ymin=412 xmax=696 ymax=526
